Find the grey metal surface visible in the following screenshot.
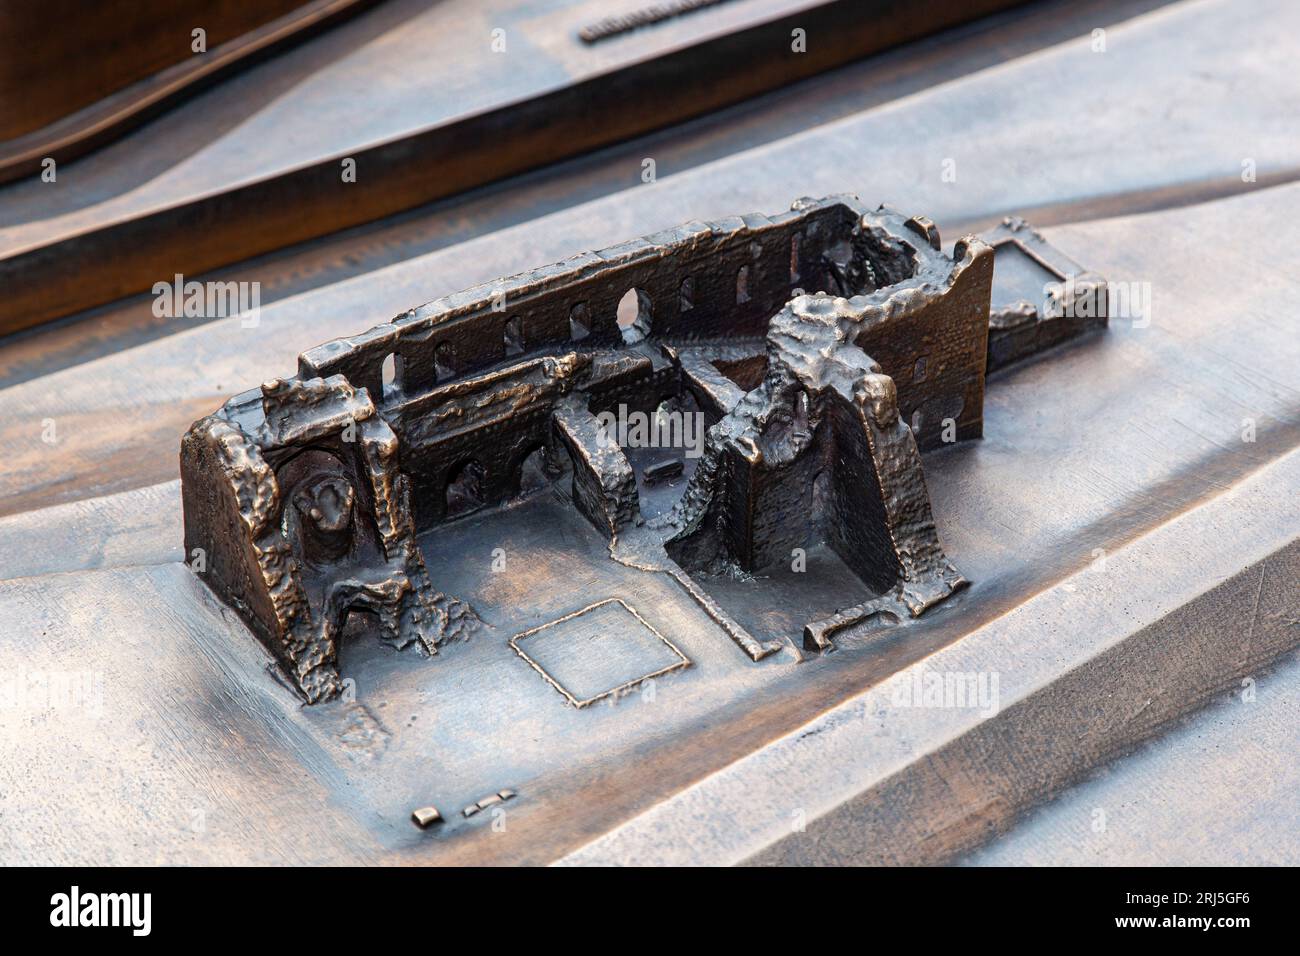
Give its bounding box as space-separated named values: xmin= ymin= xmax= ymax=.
xmin=1 ymin=0 xmax=1297 ymax=865
xmin=560 ymin=438 xmax=1300 ymax=864
xmin=961 ymin=650 xmax=1300 ymax=866
xmin=3 ymin=0 xmax=1297 ymax=520
xmin=3 ymin=181 xmax=1296 ymax=864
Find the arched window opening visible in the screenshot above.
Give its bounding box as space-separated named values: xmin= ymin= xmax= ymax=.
xmin=516 ymin=445 xmax=557 ymax=498
xmin=569 ymin=302 xmax=591 ymax=341
xmin=616 ymin=288 xmax=652 ymax=345
xmin=445 ymin=459 xmax=487 ymax=519
xmin=381 ymin=352 xmax=403 ymax=400
xmin=504 ymin=316 xmax=524 ymax=356
xmin=435 ymin=342 xmax=457 ymax=381
xmin=679 ymin=276 xmax=694 ymax=312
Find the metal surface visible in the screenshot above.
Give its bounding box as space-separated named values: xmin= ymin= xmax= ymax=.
xmin=1 ymin=0 xmax=1290 ymax=523
xmin=0 ymin=0 xmax=1029 ymax=335
xmin=180 ymin=194 xmax=1112 ymax=702
xmin=183 ymin=197 xmax=1003 ymax=697
xmin=1 ymin=0 xmax=1297 ymax=866
xmin=4 ymin=179 xmax=1295 ymax=864
xmin=0 ymin=0 xmax=379 ymax=185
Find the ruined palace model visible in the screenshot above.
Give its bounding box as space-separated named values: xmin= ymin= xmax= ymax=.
xmin=181 ymin=195 xmax=1107 ymax=702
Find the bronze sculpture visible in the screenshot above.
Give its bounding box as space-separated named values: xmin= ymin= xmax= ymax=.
xmin=181 ymin=195 xmax=1106 ymax=702
xmin=4 ymin=0 xmax=1294 ymax=869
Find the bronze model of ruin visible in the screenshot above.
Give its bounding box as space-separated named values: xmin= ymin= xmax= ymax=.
xmin=181 ymin=195 xmax=1107 ymax=702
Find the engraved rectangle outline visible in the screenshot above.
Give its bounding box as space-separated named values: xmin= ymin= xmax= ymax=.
xmin=508 ymin=598 xmax=690 ymax=708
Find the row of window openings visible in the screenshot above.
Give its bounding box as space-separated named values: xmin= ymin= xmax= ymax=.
xmin=381 ymin=237 xmax=805 ymax=398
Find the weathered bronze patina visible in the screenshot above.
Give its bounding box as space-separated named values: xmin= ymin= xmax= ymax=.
xmin=181 ymin=195 xmax=1106 ymax=701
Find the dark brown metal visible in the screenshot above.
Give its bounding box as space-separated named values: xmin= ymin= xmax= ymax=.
xmin=181 ymin=195 xmax=1105 ymax=701
xmin=0 ymin=0 xmax=379 ymax=185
